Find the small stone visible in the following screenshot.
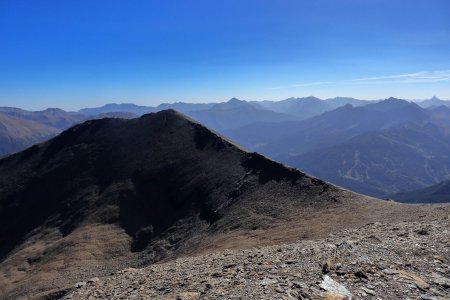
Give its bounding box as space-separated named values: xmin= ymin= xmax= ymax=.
xmin=421 ymin=295 xmax=437 ymax=300
xmin=361 ymin=286 xmax=375 ymax=295
xmin=430 ymin=272 xmax=450 ymax=288
xmin=292 ymin=281 xmax=308 ymax=289
xmin=322 ymin=260 xmax=335 ymax=274
xmin=433 ymin=255 xmax=447 ymax=263
xmin=321 ymin=292 xmax=351 ymax=300
xmin=74 ymin=281 xmax=86 ymax=288
xmin=398 ymin=270 xmax=430 ymax=291
xmin=319 ymin=275 xmax=353 ymax=299
xmin=417 ymin=229 xmax=429 ymax=235
xmin=176 ymin=291 xmax=201 ymax=300
xmin=260 ymin=278 xmax=278 ymax=286
xmin=382 ymin=269 xmax=399 ymax=275
xmin=87 ymin=277 xmax=99 ymax=284
xmin=354 ymin=270 xmax=368 ymax=279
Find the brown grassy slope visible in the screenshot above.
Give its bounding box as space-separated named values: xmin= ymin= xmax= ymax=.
xmin=0 ymin=112 xmax=60 ymax=156
xmin=0 ymin=109 xmax=448 ymax=299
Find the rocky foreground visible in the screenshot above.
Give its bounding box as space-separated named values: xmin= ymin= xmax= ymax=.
xmin=64 ymin=217 xmax=450 ymax=300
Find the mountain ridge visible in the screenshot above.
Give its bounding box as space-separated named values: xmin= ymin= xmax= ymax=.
xmin=1 ymin=109 xmax=447 ymax=299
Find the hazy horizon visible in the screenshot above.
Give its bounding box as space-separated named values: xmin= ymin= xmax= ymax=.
xmin=1 ymin=95 xmax=448 ymax=112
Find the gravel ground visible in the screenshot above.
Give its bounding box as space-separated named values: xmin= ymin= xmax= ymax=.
xmin=65 ymin=217 xmax=450 ymax=300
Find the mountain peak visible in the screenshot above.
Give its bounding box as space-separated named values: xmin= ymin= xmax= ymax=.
xmin=385 ymin=97 xmax=406 ymax=102
xmin=1 ymin=108 xmax=366 ymax=298
xmin=430 ymin=96 xmax=441 ymax=101
xmin=210 ymin=98 xmax=252 ymax=110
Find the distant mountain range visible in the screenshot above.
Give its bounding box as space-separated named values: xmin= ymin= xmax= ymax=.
xmin=225 ymin=98 xmax=450 ymax=199
xmin=226 ymin=98 xmax=430 ymax=157
xmin=0 ymin=96 xmax=375 ymax=156
xmin=416 ymin=96 xmax=450 ymax=109
xmin=1 ymin=95 xmax=450 ymax=202
xmin=0 ymin=109 xmax=136 ymax=156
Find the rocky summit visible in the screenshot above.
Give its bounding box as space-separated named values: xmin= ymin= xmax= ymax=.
xmin=0 ymin=110 xmax=449 ymax=299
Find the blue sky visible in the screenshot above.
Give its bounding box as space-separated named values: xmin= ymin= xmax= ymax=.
xmin=0 ymin=0 xmax=449 ymax=110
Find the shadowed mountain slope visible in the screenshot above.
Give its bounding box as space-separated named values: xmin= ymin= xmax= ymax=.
xmin=290 ymin=122 xmax=450 ymax=197
xmin=0 ymin=110 xmax=448 ymax=299
xmin=390 ymin=179 xmax=450 ymax=203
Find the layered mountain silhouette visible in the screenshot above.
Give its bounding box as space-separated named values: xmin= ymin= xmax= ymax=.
xmin=186 ymin=98 xmax=296 ymax=131
xmin=226 ymin=98 xmax=450 ymax=197
xmin=257 ymin=96 xmax=332 ymax=120
xmin=325 ymin=97 xmax=376 ymax=108
xmin=78 ymin=102 xmax=215 ymax=116
xmin=76 ymin=97 xmax=380 ymax=131
xmin=0 ymin=109 xmax=435 ymax=299
xmin=226 ymin=98 xmax=429 ymax=158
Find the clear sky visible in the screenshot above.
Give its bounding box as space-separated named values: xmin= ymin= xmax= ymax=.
xmin=0 ymin=0 xmax=449 ymax=110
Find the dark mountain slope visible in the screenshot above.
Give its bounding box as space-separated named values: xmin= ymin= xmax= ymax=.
xmin=390 ymin=179 xmax=450 ymax=203
xmin=290 ymin=122 xmax=450 ymax=197
xmin=0 ymin=110 xmax=447 ymax=299
xmin=0 ymin=113 xmax=60 ymax=156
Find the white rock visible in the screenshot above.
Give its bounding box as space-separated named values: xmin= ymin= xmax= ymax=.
xmin=319 ymin=275 xmax=353 ymax=299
